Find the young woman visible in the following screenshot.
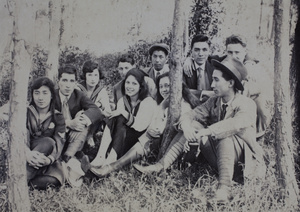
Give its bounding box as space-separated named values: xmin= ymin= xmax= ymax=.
xmin=84 ymin=72 xmax=200 ymax=177
xmin=76 ymin=60 xmax=111 ymax=148
xmin=26 ymin=77 xmax=66 ymax=189
xmin=82 ymin=68 xmax=157 ymax=171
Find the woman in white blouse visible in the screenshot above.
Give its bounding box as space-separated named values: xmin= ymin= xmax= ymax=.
xmin=84 ymin=72 xmax=200 ymax=177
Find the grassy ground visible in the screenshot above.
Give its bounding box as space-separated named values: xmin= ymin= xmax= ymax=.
xmin=0 ymin=121 xmax=299 ymax=211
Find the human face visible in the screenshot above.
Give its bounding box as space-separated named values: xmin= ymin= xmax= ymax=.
xmin=33 ymin=85 xmax=52 ymax=111
xmin=191 ymin=42 xmax=210 ymax=66
xmin=151 ymin=50 xmax=168 ymax=71
xmin=211 ymin=69 xmax=232 ymax=98
xmin=86 ymin=69 xmax=99 ymax=88
xmin=125 ymin=75 xmax=140 ymax=98
xmin=159 ymin=76 xmax=170 ymax=100
xmin=226 ymin=44 xmax=247 ymax=62
xmin=118 ymin=62 xmax=134 ymax=79
xmin=58 ymin=73 xmax=76 ymax=96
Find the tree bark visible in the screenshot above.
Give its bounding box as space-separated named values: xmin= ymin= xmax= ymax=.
xmin=46 ymin=0 xmax=62 ymax=82
xmin=6 ymin=0 xmax=31 ymax=211
xmin=158 ymin=0 xmax=185 ymax=159
xmin=273 ymin=0 xmax=299 ymax=208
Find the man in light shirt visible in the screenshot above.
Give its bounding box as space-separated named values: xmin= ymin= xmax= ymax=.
xmin=55 ymin=65 xmax=102 ymax=163
xmin=182 ymin=34 xmax=215 ymax=102
xmin=147 ymin=43 xmax=170 ymax=83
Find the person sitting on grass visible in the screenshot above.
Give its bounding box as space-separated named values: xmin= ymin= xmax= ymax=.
xmin=81 ymin=68 xmax=157 ymax=172
xmin=82 ymin=72 xmax=200 ymax=177
xmin=134 ymin=56 xmax=266 ymax=204
xmin=55 ymin=65 xmax=103 ymax=163
xmin=26 ymin=77 xmax=66 ymax=190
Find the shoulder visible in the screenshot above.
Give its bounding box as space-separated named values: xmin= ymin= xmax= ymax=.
xmin=234 ymin=93 xmax=256 ymax=108
xmin=141 ymin=96 xmax=156 ymax=105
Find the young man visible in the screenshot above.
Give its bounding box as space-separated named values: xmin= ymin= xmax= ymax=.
xmin=55 ymin=65 xmax=103 ymax=162
xmin=113 ymin=54 xmax=156 ymax=104
xmin=147 ymin=43 xmax=170 ymax=82
xmin=184 ymin=35 xmax=273 ymax=138
xmin=183 ymin=35 xmax=215 ymax=101
xmin=134 ymin=56 xmax=265 ymax=204
xmin=225 ymin=35 xmax=273 ymax=138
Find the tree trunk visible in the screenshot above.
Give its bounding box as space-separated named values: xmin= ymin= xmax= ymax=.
xmin=46 ymin=0 xmax=62 ymax=82
xmin=158 ymin=0 xmax=185 ymax=159
xmin=273 ymin=0 xmax=299 ymax=208
xmin=6 ymin=0 xmax=31 ymax=211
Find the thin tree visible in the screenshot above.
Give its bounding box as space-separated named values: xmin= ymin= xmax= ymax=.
xmin=6 ymin=0 xmax=31 ymax=211
xmin=158 ymin=0 xmax=186 ymax=158
xmin=273 ymin=0 xmax=299 ymax=208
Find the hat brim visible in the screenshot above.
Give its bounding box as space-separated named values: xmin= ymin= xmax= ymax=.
xmin=211 ymin=59 xmax=244 ymax=91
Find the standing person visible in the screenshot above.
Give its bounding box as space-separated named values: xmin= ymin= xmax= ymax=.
xmin=26 ymin=77 xmax=66 ymax=189
xmin=83 ymin=72 xmax=200 ymax=177
xmin=55 ymin=65 xmax=102 ymax=163
xmin=134 ymin=56 xmax=266 ymax=203
xmin=86 ymin=68 xmax=157 ymax=168
xmin=182 ymin=34 xmax=215 ymax=101
xmin=114 ymin=54 xmax=156 ymax=104
xmin=147 ymin=43 xmax=170 ymax=83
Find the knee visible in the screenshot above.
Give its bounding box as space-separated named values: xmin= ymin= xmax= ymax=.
xmin=31 ymin=137 xmax=55 ymax=155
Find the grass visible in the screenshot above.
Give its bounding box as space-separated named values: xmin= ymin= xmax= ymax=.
xmin=0 ymin=121 xmax=299 ymax=211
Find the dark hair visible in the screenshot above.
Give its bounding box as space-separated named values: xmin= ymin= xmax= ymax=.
xmin=118 ymin=54 xmax=135 ymax=66
xmin=58 ymin=64 xmax=78 ymax=81
xmin=156 ymin=72 xmax=170 ymax=104
xmin=220 ymin=71 xmax=238 ymax=92
xmin=225 ymin=35 xmax=247 ymax=48
xmin=121 ymin=68 xmax=148 ymax=101
xmin=191 ymin=34 xmax=211 ymax=49
xmin=81 ymin=60 xmax=103 ymax=80
xmin=156 ymin=72 xmax=201 ymax=108
xmin=30 ymin=77 xmax=57 ymax=119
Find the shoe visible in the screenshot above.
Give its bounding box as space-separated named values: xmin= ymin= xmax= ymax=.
xmin=81 ymin=155 xmax=91 ymax=173
xmin=90 ymin=165 xmax=112 ymax=178
xmin=133 ymin=163 xmax=163 ymax=174
xmin=65 ymin=158 xmax=84 ymax=187
xmin=209 ymin=186 xmax=230 ymax=205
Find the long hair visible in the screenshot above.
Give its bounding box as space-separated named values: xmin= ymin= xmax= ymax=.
xmin=121 ymin=68 xmax=148 ymax=101
xmin=30 ymin=77 xmax=57 ymax=120
xmin=156 ymin=72 xmax=200 ymax=108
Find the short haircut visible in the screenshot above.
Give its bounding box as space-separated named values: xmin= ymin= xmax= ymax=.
xmin=121 ymin=68 xmax=148 ymax=101
xmin=118 ymin=54 xmax=135 ymax=66
xmin=191 ymin=34 xmax=211 ymax=49
xmin=81 ymin=60 xmax=103 ymax=80
xmin=58 ymin=64 xmax=78 ymax=80
xmin=225 ymin=35 xmax=247 ymax=48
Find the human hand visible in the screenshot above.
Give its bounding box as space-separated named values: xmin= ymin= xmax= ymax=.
xmin=147 ymin=128 xmax=162 ymax=138
xmin=26 ymin=150 xmax=51 ymax=169
xmin=67 ymin=116 xmax=87 ymax=131
xmin=109 ymin=109 xmax=122 ymax=119
xmin=183 ymin=57 xmax=193 ymax=78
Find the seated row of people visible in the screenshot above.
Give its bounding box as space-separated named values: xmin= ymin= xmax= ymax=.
xmin=25 ymin=34 xmax=272 ymax=203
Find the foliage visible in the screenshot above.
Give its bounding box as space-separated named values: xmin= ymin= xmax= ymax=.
xmin=189 ymin=0 xmax=224 ymax=54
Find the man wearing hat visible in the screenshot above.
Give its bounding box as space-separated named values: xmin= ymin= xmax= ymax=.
xmin=134 ymin=56 xmax=266 ymax=203
xmin=179 ymin=56 xmax=266 ymax=203
xmin=147 ymin=43 xmax=170 ymax=82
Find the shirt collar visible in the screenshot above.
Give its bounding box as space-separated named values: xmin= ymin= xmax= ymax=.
xmin=154 ymin=64 xmax=169 ymax=77
xmin=194 ymin=61 xmax=205 ymax=71
xmin=59 ymin=91 xmax=70 ymax=103
xmin=221 ymin=96 xmax=234 ymax=107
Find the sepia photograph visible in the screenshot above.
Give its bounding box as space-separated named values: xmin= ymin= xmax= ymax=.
xmin=0 ymin=0 xmax=299 ymax=211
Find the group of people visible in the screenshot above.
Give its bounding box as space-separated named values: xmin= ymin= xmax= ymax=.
xmin=24 ymin=34 xmax=272 ymax=204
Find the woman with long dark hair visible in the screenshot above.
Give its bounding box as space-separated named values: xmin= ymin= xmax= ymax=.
xmin=26 ymin=77 xmax=66 ymax=189
xmin=84 ymin=72 xmax=200 ymax=177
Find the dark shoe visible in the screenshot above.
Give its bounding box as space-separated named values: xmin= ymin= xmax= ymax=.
xmin=81 ymin=155 xmax=91 ymax=173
